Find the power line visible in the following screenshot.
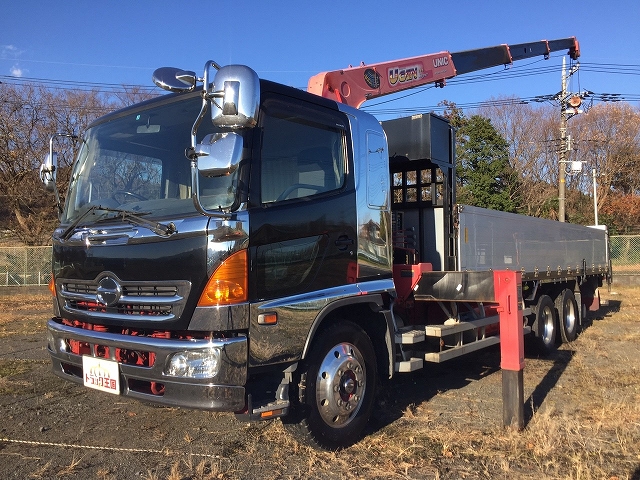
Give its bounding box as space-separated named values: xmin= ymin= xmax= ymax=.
xmin=4 ymin=61 xmax=640 ymax=95
xmin=2 ymin=60 xmax=640 ymax=118
xmin=363 ymin=91 xmax=640 ymax=117
xmin=0 ymin=75 xmax=160 ymax=94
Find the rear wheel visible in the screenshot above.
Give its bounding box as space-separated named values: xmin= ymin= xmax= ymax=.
xmin=556 ymin=289 xmax=579 ymax=343
xmin=532 ymin=295 xmax=557 ymax=355
xmin=283 ymin=321 xmax=377 ymax=450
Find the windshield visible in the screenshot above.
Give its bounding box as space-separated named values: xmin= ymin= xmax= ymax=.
xmin=62 ymin=94 xmax=248 ymax=224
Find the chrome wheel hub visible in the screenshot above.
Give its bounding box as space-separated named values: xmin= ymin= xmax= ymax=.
xmin=315 ymin=342 xmax=366 ymax=427
xmin=541 ymin=306 xmax=555 ymax=345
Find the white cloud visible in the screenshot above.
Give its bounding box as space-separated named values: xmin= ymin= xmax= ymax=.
xmin=10 ymin=65 xmax=23 ymax=77
xmin=1 ymin=44 xmax=23 ymax=58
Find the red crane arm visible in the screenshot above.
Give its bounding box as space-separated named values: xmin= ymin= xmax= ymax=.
xmin=307 ymin=37 xmax=580 ymax=109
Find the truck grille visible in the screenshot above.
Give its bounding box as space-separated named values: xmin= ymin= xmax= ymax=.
xmin=58 ymin=276 xmax=191 ymax=323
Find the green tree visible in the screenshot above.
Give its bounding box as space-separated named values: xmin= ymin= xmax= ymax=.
xmin=455 ymin=114 xmax=518 ymax=212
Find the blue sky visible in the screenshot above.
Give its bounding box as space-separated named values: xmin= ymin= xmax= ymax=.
xmin=2 ymin=0 xmax=639 ymax=120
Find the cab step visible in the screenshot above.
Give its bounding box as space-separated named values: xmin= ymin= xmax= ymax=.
xmin=235 ymin=395 xmax=290 ymax=422
xmin=395 ymin=327 xmax=426 ymax=344
xmin=394 ymin=357 xmax=424 ymax=372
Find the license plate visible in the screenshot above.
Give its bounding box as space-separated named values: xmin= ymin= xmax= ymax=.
xmin=82 ymin=356 xmax=121 ymax=395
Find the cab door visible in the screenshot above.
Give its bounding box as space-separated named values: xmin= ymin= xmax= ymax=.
xmin=249 ymin=95 xmax=357 ymax=301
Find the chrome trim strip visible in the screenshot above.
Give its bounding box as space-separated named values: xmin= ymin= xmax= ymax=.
xmin=249 ymin=279 xmax=394 ymax=367
xmin=62 ymin=292 xmax=181 ymax=305
xmin=62 ymin=309 xmax=175 ymax=322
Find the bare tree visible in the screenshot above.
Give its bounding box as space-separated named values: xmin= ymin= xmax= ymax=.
xmin=479 ymin=98 xmax=640 ymax=225
xmin=572 ymin=103 xmax=640 ymax=199
xmin=0 ymin=83 xmax=113 ymax=244
xmin=478 ymin=98 xmax=561 ymax=218
xmin=112 ymin=85 xmax=158 ymax=109
xmin=568 ymin=103 xmax=640 ymax=229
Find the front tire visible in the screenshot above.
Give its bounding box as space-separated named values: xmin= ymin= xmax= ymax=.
xmin=283 ymin=321 xmax=377 ymax=450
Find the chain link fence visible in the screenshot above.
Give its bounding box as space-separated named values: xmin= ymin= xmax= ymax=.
xmin=610 ymin=235 xmax=640 ymax=276
xmin=0 ymin=247 xmax=52 ymax=287
xmin=1 ymin=236 xmax=639 ymax=286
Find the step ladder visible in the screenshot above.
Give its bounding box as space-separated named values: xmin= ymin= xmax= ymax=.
xmin=394 ymin=315 xmax=502 ymax=372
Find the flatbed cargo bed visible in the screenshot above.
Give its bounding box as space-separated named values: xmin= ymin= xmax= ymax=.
xmin=456 ymin=205 xmax=610 ymax=281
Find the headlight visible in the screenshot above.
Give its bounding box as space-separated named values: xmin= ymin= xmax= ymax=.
xmin=165 ymin=348 xmax=221 ymax=378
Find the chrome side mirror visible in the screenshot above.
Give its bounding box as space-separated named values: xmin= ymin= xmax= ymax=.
xmin=152 ymin=61 xmax=259 ymax=219
xmin=210 ymin=65 xmax=260 ymax=128
xmin=154 ymin=62 xmax=260 ymax=129
xmin=40 ymin=152 xmax=57 ymax=192
xmin=41 ymin=133 xmax=78 ymax=218
xmin=152 ymin=67 xmax=197 ymax=92
xmin=195 ymin=132 xmax=243 ymax=177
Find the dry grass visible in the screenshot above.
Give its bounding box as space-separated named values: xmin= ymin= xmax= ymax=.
xmin=0 ymin=289 xmax=49 ymax=337
xmin=0 ymin=360 xmax=39 ymax=395
xmin=28 ymin=461 xmax=52 ymax=479
xmin=212 ymin=285 xmax=640 ymax=479
xmin=56 ymin=455 xmax=84 ymax=477
xmin=3 ymin=285 xmax=639 ymax=479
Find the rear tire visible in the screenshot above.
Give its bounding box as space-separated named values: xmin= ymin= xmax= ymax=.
xmin=532 ymin=295 xmax=557 ymax=355
xmin=282 ymin=321 xmax=377 ymax=450
xmin=556 ymin=289 xmax=579 ymax=343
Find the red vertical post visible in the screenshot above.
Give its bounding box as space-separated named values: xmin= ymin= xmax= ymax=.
xmin=493 ymin=270 xmax=524 ymax=429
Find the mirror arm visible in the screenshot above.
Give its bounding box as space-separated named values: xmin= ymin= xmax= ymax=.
xmin=54 ymin=187 xmax=63 ymax=219
xmin=188 ymin=60 xmax=225 ymax=156
xmin=189 ymin=97 xmax=209 ymax=158
xmin=186 ymin=60 xmax=232 ymax=219
xmin=189 ymin=100 xmax=231 ymax=218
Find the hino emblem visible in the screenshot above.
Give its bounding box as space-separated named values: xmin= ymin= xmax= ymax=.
xmin=96 ymin=276 xmax=122 ymax=307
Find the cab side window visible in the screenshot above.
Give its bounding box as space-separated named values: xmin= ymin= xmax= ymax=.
xmin=260 ymin=100 xmax=346 ymax=204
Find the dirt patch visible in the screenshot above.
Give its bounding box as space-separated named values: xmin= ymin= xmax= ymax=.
xmin=0 ymin=287 xmax=639 ymax=479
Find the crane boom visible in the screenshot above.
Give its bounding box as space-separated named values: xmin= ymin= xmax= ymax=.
xmin=307 ymin=37 xmax=580 ymax=108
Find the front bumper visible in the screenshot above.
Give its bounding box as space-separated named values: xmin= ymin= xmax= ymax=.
xmin=47 ymin=319 xmax=247 ymax=411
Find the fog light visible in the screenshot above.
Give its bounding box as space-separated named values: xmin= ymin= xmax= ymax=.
xmin=166 ymin=348 xmax=221 ymax=379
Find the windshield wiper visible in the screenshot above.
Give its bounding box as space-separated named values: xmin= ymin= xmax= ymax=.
xmin=59 ymin=205 xmax=101 ymax=241
xmin=58 ymin=205 xmax=176 ymax=241
xmin=93 ymin=207 xmax=177 ymax=237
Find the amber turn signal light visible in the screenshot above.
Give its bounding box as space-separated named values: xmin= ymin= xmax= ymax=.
xmin=198 ymin=250 xmax=248 ymax=306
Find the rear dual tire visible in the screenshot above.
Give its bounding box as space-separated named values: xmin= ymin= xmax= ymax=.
xmin=556 ymin=289 xmax=579 ymax=343
xmin=532 ymin=295 xmax=557 ymax=355
xmin=531 ymin=289 xmax=579 ymax=355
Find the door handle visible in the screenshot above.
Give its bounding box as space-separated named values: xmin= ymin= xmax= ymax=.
xmin=335 ymin=235 xmax=354 ymax=251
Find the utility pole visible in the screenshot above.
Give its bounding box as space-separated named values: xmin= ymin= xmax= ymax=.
xmin=558 ymin=57 xmax=568 ymax=222
xmin=558 ymin=57 xmax=580 ymax=222
xmin=593 ymin=168 xmax=599 ymax=226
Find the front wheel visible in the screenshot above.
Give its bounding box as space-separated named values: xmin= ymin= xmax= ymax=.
xmin=283 ymin=321 xmax=377 ymax=450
